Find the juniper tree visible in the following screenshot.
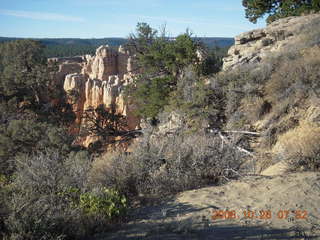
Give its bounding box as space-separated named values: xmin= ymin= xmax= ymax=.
xmin=243 ymin=0 xmax=320 ymax=23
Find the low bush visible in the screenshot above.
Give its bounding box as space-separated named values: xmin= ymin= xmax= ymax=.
xmin=78 ymin=187 xmax=127 ymax=219
xmin=4 ymin=151 xmax=126 ymax=240
xmin=297 ymin=15 xmax=320 ymax=47
xmin=90 ymin=131 xmax=245 ymax=198
xmin=220 ymin=46 xmax=320 ymax=155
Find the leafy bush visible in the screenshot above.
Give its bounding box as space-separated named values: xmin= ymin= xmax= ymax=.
xmin=166 ymin=67 xmax=225 ymax=131
xmin=0 ymin=39 xmax=76 ymax=174
xmin=198 ymin=47 xmax=227 ymax=75
xmin=78 ymin=188 xmax=127 ymax=219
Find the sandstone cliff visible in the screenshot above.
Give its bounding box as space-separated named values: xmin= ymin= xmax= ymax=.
xmin=223 ymin=13 xmax=320 ymax=71
xmin=52 ymin=45 xmax=140 ymax=147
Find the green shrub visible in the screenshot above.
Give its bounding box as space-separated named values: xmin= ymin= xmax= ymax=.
xmin=78 ymin=188 xmax=127 ymax=219
xmin=0 ymin=119 xmax=73 ymax=175
xmin=129 ymin=76 xmax=172 ymax=120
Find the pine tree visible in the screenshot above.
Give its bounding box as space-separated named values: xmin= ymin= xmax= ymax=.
xmin=243 ymin=0 xmax=320 ymax=23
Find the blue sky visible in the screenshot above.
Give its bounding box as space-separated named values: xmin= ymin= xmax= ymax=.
xmin=0 ymin=0 xmax=266 ymax=38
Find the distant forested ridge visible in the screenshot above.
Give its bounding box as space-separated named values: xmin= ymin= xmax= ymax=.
xmin=0 ymin=36 xmax=234 ymax=58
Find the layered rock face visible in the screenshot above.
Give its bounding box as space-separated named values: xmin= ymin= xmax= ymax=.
xmin=52 ymin=45 xmax=140 ymax=147
xmin=223 ymin=13 xmax=320 ymax=71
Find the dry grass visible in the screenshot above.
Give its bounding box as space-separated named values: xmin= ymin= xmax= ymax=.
xmin=241 ymin=96 xmax=270 ymax=122
xmin=89 ymin=151 xmax=140 ymax=197
xmin=273 ymin=122 xmax=320 ymax=170
xmin=265 ymin=47 xmax=320 ymax=105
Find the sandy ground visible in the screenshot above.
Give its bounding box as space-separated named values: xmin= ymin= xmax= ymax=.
xmin=95 ymin=172 xmax=320 ymax=240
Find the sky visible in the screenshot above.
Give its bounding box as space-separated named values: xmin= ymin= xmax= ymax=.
xmin=0 ymin=0 xmax=266 ymax=38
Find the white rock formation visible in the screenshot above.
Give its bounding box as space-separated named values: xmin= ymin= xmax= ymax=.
xmin=63 ymin=73 xmax=85 ymax=92
xmin=53 ymin=45 xmax=141 ymax=146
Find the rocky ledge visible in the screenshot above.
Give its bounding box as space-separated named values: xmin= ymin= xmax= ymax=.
xmin=223 ymin=13 xmax=320 ymax=71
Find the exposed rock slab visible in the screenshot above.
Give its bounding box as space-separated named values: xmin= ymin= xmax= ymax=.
xmin=223 ymin=14 xmax=320 ymax=71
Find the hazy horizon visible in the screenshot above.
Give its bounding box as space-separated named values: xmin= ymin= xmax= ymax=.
xmin=1 ymin=0 xmax=266 ymax=39
xmin=0 ymin=36 xmax=234 ymax=39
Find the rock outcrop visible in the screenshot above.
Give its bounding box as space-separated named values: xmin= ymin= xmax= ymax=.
xmin=223 ymin=13 xmax=320 ymax=71
xmin=51 ymin=45 xmax=140 ymax=147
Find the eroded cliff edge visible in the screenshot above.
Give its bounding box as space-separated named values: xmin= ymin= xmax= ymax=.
xmin=223 ymin=13 xmax=320 ymax=71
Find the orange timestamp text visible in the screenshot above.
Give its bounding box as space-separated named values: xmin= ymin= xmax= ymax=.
xmin=211 ymin=209 xmax=308 ymax=221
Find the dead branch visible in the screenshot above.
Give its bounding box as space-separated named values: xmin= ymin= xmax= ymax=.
xmin=218 ymin=131 xmax=255 ymax=157
xmin=221 ymin=130 xmax=260 ymax=136
xmin=223 ymin=168 xmax=243 ymax=177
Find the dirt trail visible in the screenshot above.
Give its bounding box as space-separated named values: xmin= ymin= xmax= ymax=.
xmin=96 ymin=172 xmax=320 ymax=240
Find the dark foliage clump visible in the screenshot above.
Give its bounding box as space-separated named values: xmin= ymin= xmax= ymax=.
xmin=243 ymin=0 xmax=320 ymax=24
xmin=125 ymin=23 xmax=214 ymax=121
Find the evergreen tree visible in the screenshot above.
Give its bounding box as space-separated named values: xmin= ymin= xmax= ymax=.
xmin=243 ymin=0 xmax=320 ymax=23
xmin=0 ymin=40 xmax=49 ymax=104
xmin=0 ymin=40 xmax=75 ymax=174
xmin=125 ymin=23 xmax=201 ymax=121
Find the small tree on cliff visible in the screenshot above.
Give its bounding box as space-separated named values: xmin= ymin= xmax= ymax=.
xmin=243 ymin=0 xmax=320 ymax=23
xmin=82 ymin=104 xmax=141 ymax=145
xmin=127 ymin=22 xmax=158 ymax=55
xmin=125 ymin=23 xmax=201 ymax=121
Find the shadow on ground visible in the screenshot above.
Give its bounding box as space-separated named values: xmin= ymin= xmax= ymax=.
xmin=93 ymin=199 xmax=319 ymax=240
xmin=96 ymin=221 xmax=319 ymax=240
